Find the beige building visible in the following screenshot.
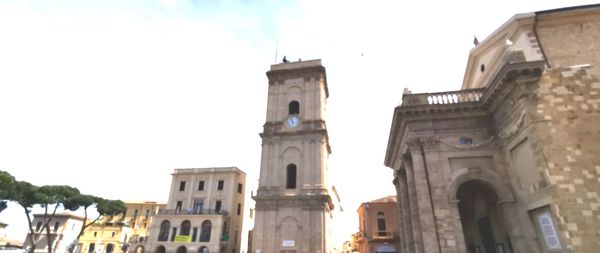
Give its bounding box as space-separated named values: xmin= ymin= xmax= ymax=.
xmin=77 ymin=201 xmax=165 ymax=253
xmin=385 ymin=4 xmax=600 ymax=253
xmin=23 ymin=213 xmax=85 ymax=253
xmin=355 ymin=196 xmax=399 ymax=253
xmin=142 ymin=167 xmax=246 ymax=253
xmin=252 ymin=59 xmax=335 ymax=253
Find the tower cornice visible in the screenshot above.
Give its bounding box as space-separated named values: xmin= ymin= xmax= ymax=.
xmin=266 ymin=60 xmax=329 ymax=98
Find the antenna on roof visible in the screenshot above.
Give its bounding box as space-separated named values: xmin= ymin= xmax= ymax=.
xmin=274 ymin=39 xmax=278 ymax=64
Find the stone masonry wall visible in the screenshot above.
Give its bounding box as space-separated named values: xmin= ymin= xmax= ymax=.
xmin=538 ymin=18 xmax=600 ymax=78
xmin=532 ymin=66 xmax=600 ymax=251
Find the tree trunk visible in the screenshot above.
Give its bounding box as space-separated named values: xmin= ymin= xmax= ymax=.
xmin=23 ymin=206 xmax=37 ymax=253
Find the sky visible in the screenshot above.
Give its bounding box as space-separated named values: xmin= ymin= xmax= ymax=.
xmin=0 ymin=0 xmax=597 ymax=251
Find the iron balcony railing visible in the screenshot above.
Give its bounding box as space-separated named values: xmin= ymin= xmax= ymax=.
xmin=156 ymin=209 xmax=229 ymax=216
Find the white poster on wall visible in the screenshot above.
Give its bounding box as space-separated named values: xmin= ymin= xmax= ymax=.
xmin=282 ymin=240 xmax=295 ymax=247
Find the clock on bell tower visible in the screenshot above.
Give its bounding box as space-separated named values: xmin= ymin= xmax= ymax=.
xmin=252 ymin=59 xmax=334 ymax=253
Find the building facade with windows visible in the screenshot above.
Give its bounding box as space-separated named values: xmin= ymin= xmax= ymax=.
xmin=354 ymin=196 xmax=399 ymax=253
xmin=141 ymin=167 xmax=246 ymax=253
xmin=385 ymin=4 xmax=600 ymax=253
xmin=77 ymin=201 xmax=165 ymax=253
xmin=23 ymin=213 xmax=85 ymax=253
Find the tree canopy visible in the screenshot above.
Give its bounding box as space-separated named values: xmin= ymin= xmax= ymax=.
xmin=0 ymin=170 xmax=126 ymax=253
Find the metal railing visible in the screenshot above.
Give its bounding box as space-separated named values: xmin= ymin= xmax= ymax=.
xmin=372 ymin=231 xmax=395 ymax=239
xmin=157 ymin=209 xmax=229 ymax=216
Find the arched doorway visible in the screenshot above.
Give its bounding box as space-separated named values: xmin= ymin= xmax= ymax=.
xmin=154 ymin=246 xmax=166 ymax=253
xmin=106 ymin=243 xmax=114 ymax=253
xmin=457 ymin=180 xmax=511 ymax=253
xmin=375 ymin=244 xmax=396 ymax=253
xmin=198 ymin=246 xmax=209 ymax=253
xmin=176 ymin=246 xmax=187 ymax=253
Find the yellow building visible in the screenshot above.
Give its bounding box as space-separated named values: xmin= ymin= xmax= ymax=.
xmin=77 ymin=201 xmax=165 ymax=253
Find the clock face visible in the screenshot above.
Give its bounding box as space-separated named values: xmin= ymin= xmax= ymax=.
xmin=287 ymin=116 xmax=300 ymax=128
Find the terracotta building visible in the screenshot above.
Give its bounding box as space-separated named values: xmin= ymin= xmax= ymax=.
xmin=354 ymin=196 xmax=399 ymax=253
xmin=385 ymin=4 xmax=600 ymax=253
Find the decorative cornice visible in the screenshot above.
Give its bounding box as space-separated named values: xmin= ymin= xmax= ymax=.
xmin=266 ymin=65 xmax=329 ymax=98
xmin=253 ymin=194 xmax=334 ymax=211
xmin=384 ymin=60 xmax=544 ymax=167
xmin=439 ymin=136 xmax=495 ymax=150
xmin=260 ymin=120 xmax=332 ymax=154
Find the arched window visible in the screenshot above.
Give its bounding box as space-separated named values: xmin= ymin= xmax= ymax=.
xmin=199 ymin=220 xmax=212 ymax=242
xmin=180 ymin=220 xmax=191 ymax=236
xmin=155 ymin=246 xmax=166 ymax=253
xmin=106 ymin=244 xmax=114 ymax=253
xmin=289 ymin=101 xmax=299 ymax=115
xmin=158 ymin=220 xmax=170 ymax=241
xmin=198 ymin=246 xmax=209 ymax=253
xmin=176 ymin=246 xmax=187 ymax=253
xmin=377 ymin=211 xmax=387 ymax=236
xmin=286 ymin=164 xmax=297 ymax=189
xmin=135 ymin=246 xmax=144 ymax=253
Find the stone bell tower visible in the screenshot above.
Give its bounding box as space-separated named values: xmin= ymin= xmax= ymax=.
xmin=252 ymin=59 xmax=334 ymax=253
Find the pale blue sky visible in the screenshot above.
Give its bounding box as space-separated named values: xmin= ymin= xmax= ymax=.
xmin=0 ymin=0 xmax=598 ymax=251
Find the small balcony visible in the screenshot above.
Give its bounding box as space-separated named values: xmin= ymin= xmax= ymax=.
xmin=156 ymin=209 xmax=229 ymax=216
xmin=355 ymin=231 xmax=396 ymax=242
xmin=372 ymin=231 xmax=395 ymax=240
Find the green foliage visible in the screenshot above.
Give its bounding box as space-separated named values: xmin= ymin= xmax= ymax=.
xmin=63 ymin=194 xmax=98 ymax=211
xmin=0 ymin=171 xmax=16 ymax=213
xmin=14 ymin=181 xmax=40 ymax=208
xmin=36 ymin=185 xmax=80 ymax=207
xmin=0 ymin=170 xmax=16 ymax=199
xmin=96 ymin=198 xmax=126 ymax=216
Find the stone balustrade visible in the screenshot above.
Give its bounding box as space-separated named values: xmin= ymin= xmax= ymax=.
xmin=401 ymin=88 xmax=485 ymax=106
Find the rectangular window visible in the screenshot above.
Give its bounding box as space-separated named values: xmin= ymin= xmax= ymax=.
xmin=237 ymin=203 xmax=241 ymax=215
xmin=171 ymin=228 xmax=177 ymax=241
xmin=192 ymin=227 xmax=198 ymax=242
xmin=218 ymin=180 xmax=224 ymax=191
xmin=54 ymin=222 xmax=60 ymax=232
xmin=36 ymin=221 xmax=42 ymax=231
xmin=215 ymin=200 xmax=222 ymax=213
xmin=198 ymin=181 xmax=205 ymax=191
xmin=179 ymin=181 xmax=186 ymax=191
xmin=237 ymin=183 xmax=243 ymax=193
xmin=88 ymin=243 xmax=95 ymax=253
xmin=193 ymin=198 xmax=204 ymax=214
xmin=530 ymin=206 xmax=562 ymax=251
xmin=176 ymin=201 xmax=183 ymax=213
xmin=286 ymin=165 xmax=297 ymax=189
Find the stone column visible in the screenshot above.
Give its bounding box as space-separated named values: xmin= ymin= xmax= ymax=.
xmin=397 ymin=168 xmax=414 ymax=253
xmin=404 ymin=158 xmax=424 ymax=253
xmin=448 ymin=200 xmax=467 ymax=253
xmin=393 ymin=171 xmax=407 ymax=253
xmin=409 ymin=140 xmax=441 ymax=253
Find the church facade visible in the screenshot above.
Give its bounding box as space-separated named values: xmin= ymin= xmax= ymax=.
xmin=252 ymin=59 xmax=334 ymax=253
xmin=385 ymin=4 xmax=600 ymax=253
